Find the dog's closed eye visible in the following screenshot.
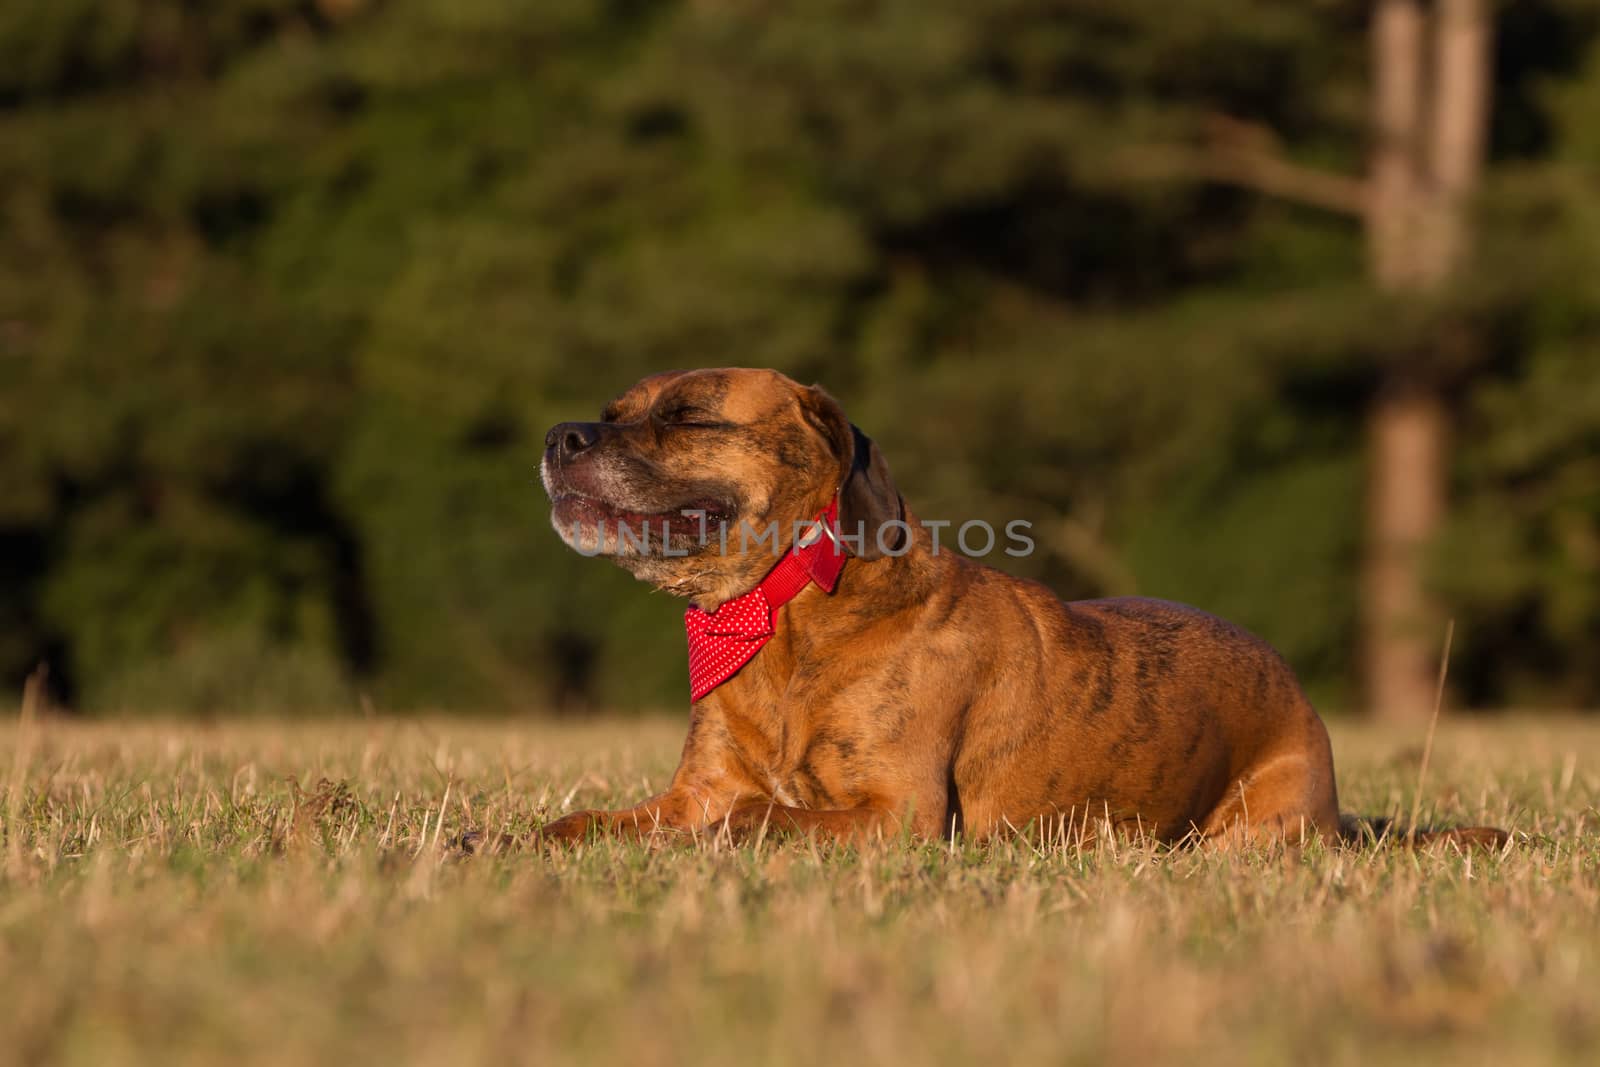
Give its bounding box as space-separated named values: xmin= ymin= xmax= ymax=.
xmin=654 ymin=404 xmax=727 ymax=429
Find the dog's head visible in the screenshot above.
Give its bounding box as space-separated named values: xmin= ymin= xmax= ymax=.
xmin=542 ymin=368 xmax=902 ymax=606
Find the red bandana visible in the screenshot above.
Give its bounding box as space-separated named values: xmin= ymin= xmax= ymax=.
xmin=684 ymin=499 xmax=846 ymax=701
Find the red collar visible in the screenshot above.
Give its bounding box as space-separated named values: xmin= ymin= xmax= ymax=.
xmin=683 ymin=498 xmax=846 ymax=701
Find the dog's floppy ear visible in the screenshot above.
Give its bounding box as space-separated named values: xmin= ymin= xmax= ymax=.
xmin=799 ymin=386 xmax=905 ymax=559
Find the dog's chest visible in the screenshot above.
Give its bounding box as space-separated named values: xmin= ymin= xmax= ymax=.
xmin=707 ymin=691 xmax=878 ymax=810
xmin=773 ymin=730 xmax=871 ymax=809
xmin=727 ymin=722 xmax=860 ymax=809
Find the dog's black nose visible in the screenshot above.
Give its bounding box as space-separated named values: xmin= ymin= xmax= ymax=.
xmin=545 ymin=421 xmax=601 ymax=462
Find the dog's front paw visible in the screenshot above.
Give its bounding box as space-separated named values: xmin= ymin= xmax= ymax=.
xmin=720 ymin=802 xmax=788 ymax=844
xmin=536 ymin=811 xmax=601 ymax=847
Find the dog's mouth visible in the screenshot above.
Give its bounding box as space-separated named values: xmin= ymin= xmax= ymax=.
xmin=550 ymin=492 xmax=738 ymax=552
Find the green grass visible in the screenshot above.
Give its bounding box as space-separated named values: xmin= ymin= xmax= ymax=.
xmin=1 ymin=714 xmax=1597 ymax=1066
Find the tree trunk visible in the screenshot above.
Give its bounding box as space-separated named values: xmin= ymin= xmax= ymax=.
xmin=1368 ymin=0 xmax=1425 ymax=290
xmin=1364 ymin=387 xmax=1448 ymax=722
xmin=1362 ymin=0 xmax=1491 ymax=724
xmin=1420 ymin=0 xmax=1492 ymax=285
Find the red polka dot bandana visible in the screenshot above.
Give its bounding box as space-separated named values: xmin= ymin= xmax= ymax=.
xmin=685 ymin=499 xmax=845 ymax=701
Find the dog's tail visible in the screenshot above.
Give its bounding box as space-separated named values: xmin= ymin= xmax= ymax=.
xmin=1339 ymin=814 xmax=1508 ymax=850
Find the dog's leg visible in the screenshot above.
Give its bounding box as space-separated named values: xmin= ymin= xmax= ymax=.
xmin=535 ymin=706 xmax=789 ymax=847
xmin=716 ymin=800 xmax=901 ymax=845
xmin=1196 ymin=748 xmax=1340 ymax=847
xmin=537 ymin=789 xmax=736 ymax=846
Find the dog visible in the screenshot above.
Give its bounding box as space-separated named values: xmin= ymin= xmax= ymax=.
xmin=535 ymin=367 xmax=1505 ymax=850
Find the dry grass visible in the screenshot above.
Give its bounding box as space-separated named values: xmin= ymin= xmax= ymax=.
xmin=1 ymin=712 xmax=1597 ymax=1067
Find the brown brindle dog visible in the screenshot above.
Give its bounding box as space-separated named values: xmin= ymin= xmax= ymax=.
xmin=536 ymin=367 xmax=1504 ymax=849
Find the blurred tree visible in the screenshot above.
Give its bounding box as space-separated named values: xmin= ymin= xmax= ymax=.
xmin=1432 ymin=11 xmax=1600 ymax=709
xmin=1363 ymin=0 xmax=1492 ymax=724
xmin=0 ymin=1 xmax=367 ymax=711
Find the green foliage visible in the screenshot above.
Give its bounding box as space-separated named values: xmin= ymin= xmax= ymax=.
xmin=1 ymin=1 xmax=1597 ymax=712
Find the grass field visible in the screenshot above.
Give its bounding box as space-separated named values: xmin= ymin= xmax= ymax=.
xmin=1 ymin=712 xmax=1596 ymax=1067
